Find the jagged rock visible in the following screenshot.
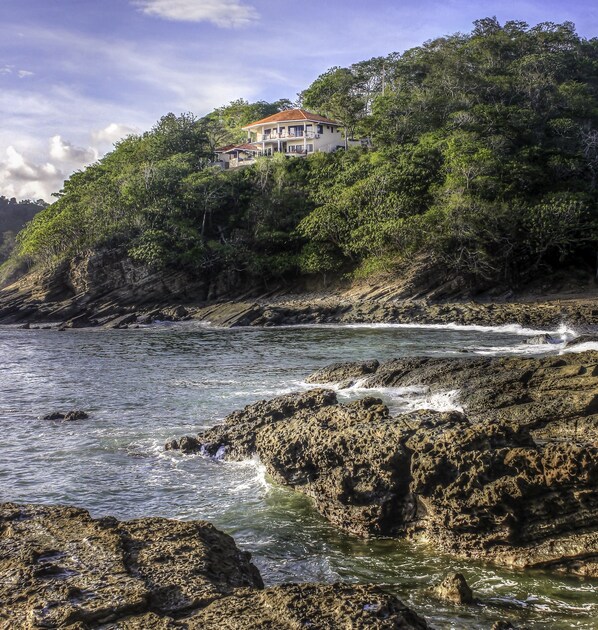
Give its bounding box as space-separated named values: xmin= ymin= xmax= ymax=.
xmin=0 ymin=503 xmax=263 ymax=628
xmin=565 ymin=334 xmax=598 ymax=348
xmin=306 ymin=352 xmax=598 ymax=442
xmin=168 ymin=389 xmax=338 ymax=460
xmin=0 ymin=503 xmax=430 ymax=630
xmin=306 ymin=359 xmax=380 ymax=386
xmin=428 ymin=573 xmax=474 ymax=605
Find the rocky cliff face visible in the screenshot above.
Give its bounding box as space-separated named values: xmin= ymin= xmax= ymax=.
xmin=0 ymin=248 xmax=251 ymax=326
xmin=167 ymin=351 xmax=598 ymax=578
xmin=0 ymin=503 xmax=430 ymax=629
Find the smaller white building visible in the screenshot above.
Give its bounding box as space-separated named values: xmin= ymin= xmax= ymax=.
xmin=213 ymin=143 xmax=260 ymax=169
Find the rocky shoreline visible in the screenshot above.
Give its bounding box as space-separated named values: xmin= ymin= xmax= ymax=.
xmin=168 ymin=350 xmax=598 ymax=579
xmin=1 ymin=249 xmax=598 ymax=330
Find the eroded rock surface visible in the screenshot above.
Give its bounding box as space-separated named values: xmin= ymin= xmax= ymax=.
xmin=169 ymin=353 xmax=598 ymax=577
xmin=428 ymin=573 xmax=474 ymax=605
xmin=0 ymin=503 xmax=262 ymax=628
xmin=184 ymin=583 xmax=429 ymax=629
xmin=307 ymin=351 xmax=598 ymax=442
xmin=0 ymin=503 xmax=430 ymax=629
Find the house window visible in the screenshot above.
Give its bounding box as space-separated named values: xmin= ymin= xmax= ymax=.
xmin=317 ymin=124 xmax=323 ymax=134
xmin=288 ymin=125 xmax=304 ymax=137
xmin=264 ymin=128 xmax=271 ymax=137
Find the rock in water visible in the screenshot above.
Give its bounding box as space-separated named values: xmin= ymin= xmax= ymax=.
xmin=429 ymin=573 xmax=474 ymax=605
xmin=42 ymin=410 xmax=89 ymax=421
xmin=524 ymin=333 xmax=559 ymax=345
xmin=0 ymin=503 xmax=430 ymax=629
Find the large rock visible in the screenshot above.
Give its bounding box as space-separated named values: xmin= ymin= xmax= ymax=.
xmin=428 ymin=573 xmax=474 ymax=605
xmin=0 ymin=503 xmax=431 ymax=629
xmin=168 ymin=362 xmax=598 ymax=576
xmin=0 ymin=503 xmax=262 ymax=628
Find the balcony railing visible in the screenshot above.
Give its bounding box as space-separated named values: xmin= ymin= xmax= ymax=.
xmin=255 ymin=130 xmax=320 ymax=142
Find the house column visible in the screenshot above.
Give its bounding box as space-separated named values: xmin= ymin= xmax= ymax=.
xmin=304 ymin=123 xmax=307 ymax=153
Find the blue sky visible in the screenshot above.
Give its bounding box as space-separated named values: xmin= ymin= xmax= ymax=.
xmin=1 ymin=0 xmax=598 ymax=201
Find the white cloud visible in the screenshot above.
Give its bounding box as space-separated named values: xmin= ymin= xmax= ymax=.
xmin=17 ymin=70 xmax=34 ymax=79
xmin=91 ymin=123 xmax=139 ymax=146
xmin=0 ymin=146 xmax=63 ymax=200
xmin=135 ymin=0 xmax=258 ymax=28
xmin=49 ymin=135 xmax=97 ymax=163
xmin=0 ymin=65 xmax=14 ymax=75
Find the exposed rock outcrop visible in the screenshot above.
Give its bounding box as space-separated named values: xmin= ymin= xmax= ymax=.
xmin=0 ymin=503 xmax=430 ymax=629
xmin=169 ymin=352 xmax=598 ymax=577
xmin=307 ymin=350 xmax=598 ymax=442
xmin=183 ymin=583 xmax=429 ymax=629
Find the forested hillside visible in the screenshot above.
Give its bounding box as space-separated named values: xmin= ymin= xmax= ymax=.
xmin=0 ymin=197 xmax=47 ymax=265
xmin=9 ymin=19 xmax=598 ymax=294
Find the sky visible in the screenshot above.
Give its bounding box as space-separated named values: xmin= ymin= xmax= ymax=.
xmin=1 ymin=0 xmax=598 ymax=202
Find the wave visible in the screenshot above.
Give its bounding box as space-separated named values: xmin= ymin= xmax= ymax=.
xmin=339 ymin=321 xmax=580 ymax=338
xmin=560 ymin=341 xmax=598 ymax=354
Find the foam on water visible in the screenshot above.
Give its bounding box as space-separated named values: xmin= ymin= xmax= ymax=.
xmin=306 ymin=321 xmax=580 ymax=338
xmin=561 ymin=341 xmax=598 ymax=354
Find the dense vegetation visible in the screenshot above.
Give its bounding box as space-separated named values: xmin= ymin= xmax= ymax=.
xmin=10 ymin=19 xmax=598 ymax=292
xmin=0 ymin=196 xmax=47 ymax=265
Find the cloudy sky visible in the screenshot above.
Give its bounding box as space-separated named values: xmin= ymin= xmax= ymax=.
xmin=1 ymin=0 xmax=597 ymax=201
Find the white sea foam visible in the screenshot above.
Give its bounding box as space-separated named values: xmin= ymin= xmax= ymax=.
xmin=316 ymin=379 xmax=464 ymax=414
xmin=404 ymin=389 xmax=464 ymax=413
xmin=560 ymin=341 xmax=598 ymax=354
xmin=228 ymin=456 xmax=269 ymax=493
xmin=339 ymin=321 xmax=580 ymax=338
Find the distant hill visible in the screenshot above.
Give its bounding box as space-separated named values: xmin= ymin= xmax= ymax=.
xmin=0 ymin=196 xmax=47 ymax=263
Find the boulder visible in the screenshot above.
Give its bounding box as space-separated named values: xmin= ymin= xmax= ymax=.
xmin=428 ymin=573 xmax=474 ymax=605
xmin=524 ymin=333 xmax=560 ymax=345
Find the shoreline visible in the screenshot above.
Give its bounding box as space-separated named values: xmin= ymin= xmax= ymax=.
xmin=2 ymin=293 xmax=598 ymax=331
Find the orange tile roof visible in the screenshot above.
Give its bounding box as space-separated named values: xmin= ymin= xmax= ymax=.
xmin=242 ymin=108 xmax=340 ymax=129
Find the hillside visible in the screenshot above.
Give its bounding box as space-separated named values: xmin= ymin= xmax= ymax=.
xmin=1 ymin=18 xmax=598 ymax=325
xmin=0 ymin=196 xmax=47 ymax=265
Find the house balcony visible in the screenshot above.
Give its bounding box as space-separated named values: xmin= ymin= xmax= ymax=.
xmin=254 ymin=130 xmax=320 ymax=142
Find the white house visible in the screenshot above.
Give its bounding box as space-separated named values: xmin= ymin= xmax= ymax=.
xmin=214 ymin=109 xmax=346 ymax=168
xmin=242 ymin=108 xmax=344 ymax=156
